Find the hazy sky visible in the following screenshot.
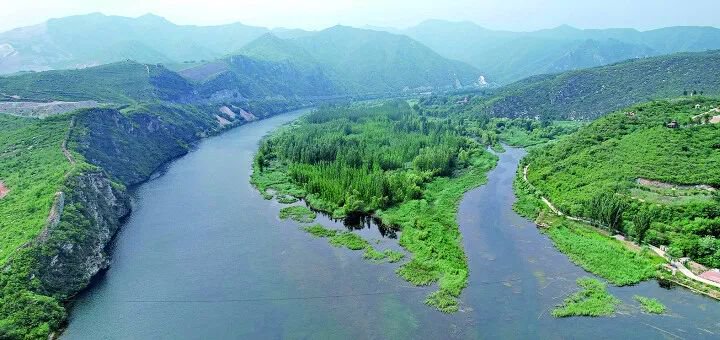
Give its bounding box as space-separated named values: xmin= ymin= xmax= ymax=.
xmin=2 ymin=0 xmax=719 ymax=33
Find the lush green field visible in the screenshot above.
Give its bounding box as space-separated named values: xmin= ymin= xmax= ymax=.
xmin=252 ymin=101 xmax=499 ymax=312
xmin=553 ymin=278 xmax=620 ymax=317
xmin=525 ymin=98 xmax=720 ymax=269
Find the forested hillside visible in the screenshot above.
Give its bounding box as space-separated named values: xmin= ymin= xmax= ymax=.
xmin=524 ymin=97 xmax=720 ymax=268
xmin=430 ymin=50 xmax=720 ymax=121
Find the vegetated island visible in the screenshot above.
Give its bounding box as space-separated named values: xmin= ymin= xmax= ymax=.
xmin=252 ymin=100 xmax=504 ymax=312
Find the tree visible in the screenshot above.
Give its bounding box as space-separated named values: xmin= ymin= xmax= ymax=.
xmin=631 ymin=207 xmax=655 ymax=243
xmin=586 ymin=191 xmax=627 ymax=233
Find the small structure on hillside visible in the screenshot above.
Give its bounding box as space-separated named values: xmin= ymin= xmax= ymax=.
xmin=666 ymin=120 xmax=679 ymax=129
xmin=455 ymin=96 xmax=469 ymax=105
xmin=695 ymin=104 xmax=702 ymax=109
xmin=626 ymin=111 xmax=636 ymax=117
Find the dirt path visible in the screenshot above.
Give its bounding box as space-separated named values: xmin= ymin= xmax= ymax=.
xmin=62 ymin=118 xmax=76 ymax=165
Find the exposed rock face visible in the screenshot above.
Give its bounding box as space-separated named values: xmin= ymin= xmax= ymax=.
xmin=70 ymin=107 xmax=220 ymax=186
xmin=33 ymin=171 xmax=130 ymax=297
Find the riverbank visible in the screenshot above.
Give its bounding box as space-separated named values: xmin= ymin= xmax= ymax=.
xmin=519 ymin=161 xmax=720 ymax=300
xmin=0 ymin=104 xmax=311 ymax=339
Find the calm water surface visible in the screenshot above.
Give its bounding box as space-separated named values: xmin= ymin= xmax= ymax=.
xmin=64 ymin=111 xmax=720 ymax=339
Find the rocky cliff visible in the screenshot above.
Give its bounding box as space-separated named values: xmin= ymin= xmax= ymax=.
xmin=34 ymin=171 xmax=131 ymax=297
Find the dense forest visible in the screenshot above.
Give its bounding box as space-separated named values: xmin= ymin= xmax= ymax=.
xmin=524 ymin=97 xmax=720 ymax=268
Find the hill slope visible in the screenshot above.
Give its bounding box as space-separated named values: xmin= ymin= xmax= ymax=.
xmin=525 ymin=97 xmax=720 ymax=268
xmin=0 ymin=61 xmax=195 ymax=103
xmin=464 ymin=50 xmax=720 ymax=120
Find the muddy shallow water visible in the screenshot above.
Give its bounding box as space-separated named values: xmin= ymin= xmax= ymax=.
xmin=64 ymin=111 xmax=720 ymax=339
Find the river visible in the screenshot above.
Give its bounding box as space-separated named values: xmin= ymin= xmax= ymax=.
xmin=64 ymin=110 xmax=720 ymax=339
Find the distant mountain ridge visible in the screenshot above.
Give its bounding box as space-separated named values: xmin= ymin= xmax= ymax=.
xmin=178 ymin=26 xmax=484 ymax=99
xmin=0 ymin=13 xmax=271 ymax=74
xmin=396 ymin=20 xmax=720 ymax=84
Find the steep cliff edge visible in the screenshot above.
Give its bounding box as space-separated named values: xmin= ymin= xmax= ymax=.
xmin=33 ymin=171 xmax=131 ymax=297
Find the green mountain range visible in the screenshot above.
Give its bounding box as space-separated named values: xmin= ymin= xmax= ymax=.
xmin=399 ymin=20 xmax=720 ymax=84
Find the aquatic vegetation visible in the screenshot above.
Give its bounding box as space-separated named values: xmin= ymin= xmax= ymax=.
xmin=424 ymin=290 xmax=460 ymax=313
xmin=381 ymin=152 xmax=497 ymax=311
xmin=277 ymin=195 xmax=299 ymax=204
xmin=329 ymin=232 xmax=368 ymax=250
xmin=303 ymin=224 xmax=338 ymax=237
xmin=303 ymin=224 xmax=404 ymax=264
xmin=363 ymin=247 xmax=388 ymax=261
xmin=634 ymin=295 xmax=666 ymax=314
xmin=363 ymin=248 xmax=406 ymax=263
xmin=279 ymin=206 xmax=316 ymax=223
xmin=385 ymin=250 xmax=405 ymax=263
xmin=552 ymin=278 xmax=620 ymax=317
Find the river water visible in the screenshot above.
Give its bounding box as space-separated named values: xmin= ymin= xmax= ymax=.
xmin=64 ymin=110 xmax=720 ymax=339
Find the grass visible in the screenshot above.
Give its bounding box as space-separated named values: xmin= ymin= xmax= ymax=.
xmin=279 ymin=206 xmax=316 ymax=223
xmin=634 ymin=295 xmax=667 ymax=314
xmin=0 ymin=114 xmax=73 ymax=264
xmin=544 ymin=219 xmax=659 ymax=286
xmin=552 ymin=278 xmax=620 ymax=317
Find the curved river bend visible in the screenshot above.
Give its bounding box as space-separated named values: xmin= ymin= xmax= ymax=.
xmin=65 ymin=110 xmax=720 ymax=339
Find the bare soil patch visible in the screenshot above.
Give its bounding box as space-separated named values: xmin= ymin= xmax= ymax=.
xmin=0 ymin=181 xmax=9 ymax=199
